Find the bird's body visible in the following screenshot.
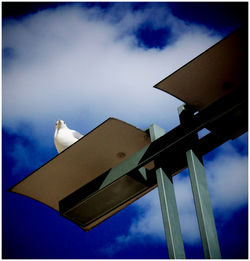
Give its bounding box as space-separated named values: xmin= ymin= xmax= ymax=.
xmin=54 ymin=120 xmax=83 ymax=153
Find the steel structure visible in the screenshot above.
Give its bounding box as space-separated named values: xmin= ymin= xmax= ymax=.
xmin=10 ymin=25 xmax=247 ymax=259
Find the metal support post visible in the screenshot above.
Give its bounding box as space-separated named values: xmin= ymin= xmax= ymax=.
xmin=186 ymin=149 xmax=221 ymax=259
xmin=149 ymin=124 xmax=186 ymax=259
xmin=178 ymin=104 xmax=221 ymax=259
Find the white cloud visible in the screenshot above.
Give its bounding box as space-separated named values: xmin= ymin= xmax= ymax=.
xmin=3 ymin=4 xmax=221 ymax=149
xmin=205 ymin=142 xmax=248 ymax=216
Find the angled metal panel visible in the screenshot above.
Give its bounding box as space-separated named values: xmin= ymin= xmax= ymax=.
xmin=154 ymin=26 xmax=248 ymax=111
xmin=9 ymin=118 xmax=153 ymax=211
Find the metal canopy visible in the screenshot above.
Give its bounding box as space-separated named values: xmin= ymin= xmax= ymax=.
xmin=59 ymin=86 xmax=247 ymax=231
xmin=154 ymin=25 xmax=248 ymax=111
xmin=10 ymin=118 xmax=154 ymax=212
xmin=9 ymin=25 xmax=247 ymax=237
xmin=56 ymin=26 xmax=247 ymax=232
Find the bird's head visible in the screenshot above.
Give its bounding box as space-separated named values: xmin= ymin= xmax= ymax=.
xmin=55 ymin=120 xmax=67 ymax=130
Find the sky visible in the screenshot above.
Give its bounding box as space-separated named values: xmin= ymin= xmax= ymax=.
xmin=2 ymin=1 xmax=248 ymax=259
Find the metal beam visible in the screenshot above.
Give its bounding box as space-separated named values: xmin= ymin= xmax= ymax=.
xmin=156 ymin=168 xmax=186 ymax=259
xmin=99 ymin=89 xmax=246 ymax=189
xmin=149 ymin=124 xmax=186 ymax=259
xmin=186 ymin=149 xmax=221 ymax=259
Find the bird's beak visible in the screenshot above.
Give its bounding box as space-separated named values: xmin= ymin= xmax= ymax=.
xmin=56 ymin=120 xmax=61 ymax=129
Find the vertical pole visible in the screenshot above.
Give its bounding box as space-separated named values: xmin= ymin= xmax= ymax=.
xmin=178 ymin=104 xmax=221 ymax=259
xmin=186 ymin=150 xmax=221 ymax=259
xmin=149 ymin=124 xmax=186 ymax=259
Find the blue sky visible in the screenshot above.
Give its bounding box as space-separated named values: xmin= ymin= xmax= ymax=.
xmin=2 ymin=2 xmax=248 ymax=259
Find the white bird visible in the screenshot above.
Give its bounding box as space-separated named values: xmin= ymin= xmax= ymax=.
xmin=54 ymin=120 xmax=83 ymax=153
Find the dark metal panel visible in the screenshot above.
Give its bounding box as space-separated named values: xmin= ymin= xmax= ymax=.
xmin=62 ymin=175 xmax=149 ymax=228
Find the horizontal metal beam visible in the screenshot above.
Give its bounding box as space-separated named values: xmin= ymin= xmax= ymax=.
xmin=60 ymin=91 xmax=247 ymax=202
xmin=99 ymin=89 xmax=247 ymax=189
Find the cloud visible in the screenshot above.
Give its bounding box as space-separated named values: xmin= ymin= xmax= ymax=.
xmin=205 ymin=141 xmax=248 ymax=216
xmin=3 ymin=3 xmax=221 ymax=150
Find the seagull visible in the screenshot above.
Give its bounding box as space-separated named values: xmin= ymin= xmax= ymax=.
xmin=54 ymin=120 xmax=83 ymax=153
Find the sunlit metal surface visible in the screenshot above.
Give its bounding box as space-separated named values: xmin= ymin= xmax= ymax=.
xmin=154 ymin=25 xmax=247 ymax=111
xmin=10 ymin=118 xmax=153 ymax=211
